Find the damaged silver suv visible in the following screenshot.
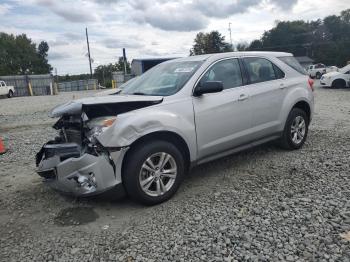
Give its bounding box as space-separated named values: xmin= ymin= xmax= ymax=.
xmin=36 ymin=52 xmax=314 ymax=205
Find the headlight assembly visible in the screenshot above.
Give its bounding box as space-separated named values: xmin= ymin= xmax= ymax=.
xmin=86 ymin=116 xmax=117 ymax=142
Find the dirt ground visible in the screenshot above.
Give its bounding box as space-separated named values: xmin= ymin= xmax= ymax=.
xmin=0 ymin=83 xmax=349 ymax=261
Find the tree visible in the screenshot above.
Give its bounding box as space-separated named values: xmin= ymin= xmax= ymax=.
xmin=94 ymin=57 xmax=131 ymax=88
xmin=236 ymin=42 xmax=249 ymax=51
xmin=245 ymin=9 xmax=350 ymax=66
xmin=0 ymin=32 xmax=52 ymax=75
xmin=190 ymin=31 xmax=232 ymax=55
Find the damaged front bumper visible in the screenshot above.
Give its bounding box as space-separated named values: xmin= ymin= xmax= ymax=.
xmin=36 ymin=142 xmax=127 ymax=196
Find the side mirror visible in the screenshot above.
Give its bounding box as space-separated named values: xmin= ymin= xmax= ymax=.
xmin=194 ymin=81 xmax=224 ymax=96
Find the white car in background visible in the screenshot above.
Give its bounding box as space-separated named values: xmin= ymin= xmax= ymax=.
xmin=326 ymin=66 xmax=338 ymax=73
xmin=320 ymin=64 xmax=350 ymax=88
xmin=307 ymin=64 xmax=326 ymax=79
xmin=0 ymin=81 xmax=15 ymax=98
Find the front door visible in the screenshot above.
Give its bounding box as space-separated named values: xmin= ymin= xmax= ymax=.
xmin=192 ymin=58 xmax=253 ymax=160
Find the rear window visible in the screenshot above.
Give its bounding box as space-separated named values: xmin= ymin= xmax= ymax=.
xmin=278 ymin=56 xmax=307 ymax=75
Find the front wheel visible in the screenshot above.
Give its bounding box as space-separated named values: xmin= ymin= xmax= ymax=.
xmin=279 ymin=108 xmax=309 ymax=150
xmin=123 ymin=140 xmax=185 ymax=205
xmin=316 ymin=72 xmax=322 ymax=79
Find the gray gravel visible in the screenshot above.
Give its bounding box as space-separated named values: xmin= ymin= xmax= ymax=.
xmin=0 ymin=85 xmax=350 ymax=262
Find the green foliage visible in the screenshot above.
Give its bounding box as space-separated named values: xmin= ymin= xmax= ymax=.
xmin=94 ymin=57 xmax=131 ymax=88
xmin=190 ymin=31 xmax=232 ymax=56
xmin=246 ymin=9 xmax=350 ymax=66
xmin=0 ymin=32 xmax=52 ymax=75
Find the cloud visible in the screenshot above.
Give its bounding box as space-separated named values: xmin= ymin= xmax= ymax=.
xmin=48 ymin=51 xmax=71 ymax=60
xmin=269 ymin=0 xmax=298 ymax=9
xmin=128 ymin=0 xmax=299 ymax=31
xmin=62 ymin=32 xmax=84 ymax=41
xmin=131 ymin=2 xmax=208 ymax=31
xmin=101 ymin=37 xmax=143 ymax=49
xmin=48 ymin=39 xmax=69 ymax=46
xmin=0 ymin=3 xmax=12 ymax=15
xmin=36 ymin=0 xmax=97 ymax=22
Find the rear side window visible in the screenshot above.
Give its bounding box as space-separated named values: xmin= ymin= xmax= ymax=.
xmin=200 ymin=58 xmax=243 ymax=90
xmin=243 ymin=57 xmax=282 ymax=84
xmin=278 ymin=56 xmax=307 ymax=75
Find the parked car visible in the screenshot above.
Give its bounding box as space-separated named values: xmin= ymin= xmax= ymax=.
xmin=0 ymin=81 xmax=15 ymax=98
xmin=307 ymin=63 xmax=326 ymax=79
xmin=326 ymin=66 xmax=338 ymax=73
xmin=320 ymin=64 xmax=350 ymax=88
xmin=36 ymin=52 xmax=314 ymax=205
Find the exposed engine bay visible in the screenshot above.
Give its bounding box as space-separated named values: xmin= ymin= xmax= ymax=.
xmin=35 ymin=97 xmax=163 ymax=196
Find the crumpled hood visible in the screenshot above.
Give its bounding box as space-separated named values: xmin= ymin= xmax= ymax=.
xmin=50 ymin=95 xmax=163 ymax=118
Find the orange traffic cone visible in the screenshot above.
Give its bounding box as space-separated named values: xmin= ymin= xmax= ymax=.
xmin=0 ymin=137 xmax=6 ymax=155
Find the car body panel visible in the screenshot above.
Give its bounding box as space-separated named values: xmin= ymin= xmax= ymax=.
xmin=36 ymin=51 xmax=314 ymax=197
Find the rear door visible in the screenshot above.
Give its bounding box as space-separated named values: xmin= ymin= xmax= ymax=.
xmin=242 ymin=56 xmax=286 ymax=139
xmin=192 ymin=58 xmax=253 ymax=159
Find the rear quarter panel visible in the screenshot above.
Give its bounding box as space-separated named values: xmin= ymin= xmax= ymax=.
xmin=278 ymin=75 xmax=314 ymax=130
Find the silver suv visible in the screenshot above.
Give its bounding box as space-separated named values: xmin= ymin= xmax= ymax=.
xmin=36 ymin=52 xmax=314 ymax=205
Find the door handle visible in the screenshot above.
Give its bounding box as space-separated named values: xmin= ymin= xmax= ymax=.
xmin=238 ymin=94 xmax=249 ymax=101
xmin=279 ymin=83 xmax=285 ymax=89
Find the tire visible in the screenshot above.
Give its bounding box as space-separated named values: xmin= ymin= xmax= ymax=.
xmin=279 ymin=108 xmax=309 ymax=150
xmin=332 ymin=79 xmax=346 ymax=89
xmin=7 ymin=90 xmax=13 ymax=98
xmin=316 ymin=72 xmax=321 ymax=79
xmin=123 ymin=140 xmax=185 ymax=205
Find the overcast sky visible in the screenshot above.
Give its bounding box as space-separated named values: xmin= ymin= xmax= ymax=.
xmin=1 ymin=0 xmax=348 ymax=75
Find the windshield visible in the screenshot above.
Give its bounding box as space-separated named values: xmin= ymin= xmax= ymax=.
xmin=340 ymin=65 xmax=350 ymax=73
xmin=121 ymin=60 xmax=203 ymax=96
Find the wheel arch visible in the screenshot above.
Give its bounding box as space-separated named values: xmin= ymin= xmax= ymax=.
xmin=292 ymin=100 xmax=311 ymax=122
xmin=332 ymin=78 xmax=346 ymax=87
xmin=122 ymin=130 xmax=191 ymax=175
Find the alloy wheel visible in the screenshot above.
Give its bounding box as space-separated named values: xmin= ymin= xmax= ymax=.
xmin=139 ymin=152 xmax=177 ymax=197
xmin=291 ymin=116 xmax=306 ymax=144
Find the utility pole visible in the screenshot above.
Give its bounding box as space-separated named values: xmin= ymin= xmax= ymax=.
xmin=85 ymin=27 xmax=93 ymax=78
xmin=122 ymin=48 xmax=127 ymax=75
xmin=228 ymin=22 xmax=233 ymax=51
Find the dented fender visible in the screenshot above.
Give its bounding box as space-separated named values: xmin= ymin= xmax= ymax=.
xmin=97 ymin=98 xmax=197 ymax=161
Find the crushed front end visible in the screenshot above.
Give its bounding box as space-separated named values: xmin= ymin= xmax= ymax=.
xmin=35 ymin=113 xmax=126 ymax=196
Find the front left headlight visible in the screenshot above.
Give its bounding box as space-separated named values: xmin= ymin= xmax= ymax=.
xmin=86 ymin=116 xmax=117 ymax=142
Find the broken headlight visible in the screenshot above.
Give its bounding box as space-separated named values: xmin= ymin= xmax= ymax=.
xmin=86 ymin=116 xmax=117 ymax=142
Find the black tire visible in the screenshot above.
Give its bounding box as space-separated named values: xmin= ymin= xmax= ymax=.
xmin=7 ymin=90 xmax=13 ymax=98
xmin=123 ymin=140 xmax=185 ymax=205
xmin=316 ymin=72 xmax=321 ymax=79
xmin=279 ymin=108 xmax=309 ymax=150
xmin=332 ymin=79 xmax=346 ymax=89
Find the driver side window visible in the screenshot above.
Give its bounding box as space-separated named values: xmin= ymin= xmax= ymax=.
xmin=200 ymin=59 xmax=243 ymax=90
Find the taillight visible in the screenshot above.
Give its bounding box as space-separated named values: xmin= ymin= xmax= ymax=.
xmin=308 ymin=78 xmax=314 ymax=92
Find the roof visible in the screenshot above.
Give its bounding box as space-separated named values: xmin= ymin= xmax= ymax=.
xmin=170 ymin=51 xmax=293 ymax=63
xmin=295 ymin=56 xmax=314 ymax=63
xmin=132 ymin=57 xmax=179 ymax=63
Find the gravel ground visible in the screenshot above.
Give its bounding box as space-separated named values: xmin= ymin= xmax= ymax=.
xmin=0 ymin=84 xmax=349 ymax=262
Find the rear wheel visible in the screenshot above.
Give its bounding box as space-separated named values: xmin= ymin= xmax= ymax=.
xmin=7 ymin=90 xmax=13 ymax=98
xmin=123 ymin=140 xmax=185 ymax=205
xmin=332 ymin=79 xmax=346 ymax=89
xmin=279 ymin=108 xmax=309 ymax=150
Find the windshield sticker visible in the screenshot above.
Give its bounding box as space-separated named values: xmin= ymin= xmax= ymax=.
xmin=174 ymin=67 xmax=195 ymax=73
